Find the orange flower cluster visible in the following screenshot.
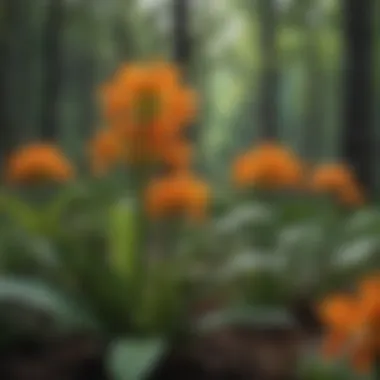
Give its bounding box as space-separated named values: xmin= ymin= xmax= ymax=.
xmin=89 ymin=61 xmax=196 ymax=174
xmin=232 ymin=142 xmax=304 ymax=190
xmin=318 ymin=275 xmax=380 ymax=372
xmin=144 ymin=171 xmax=209 ymax=220
xmin=89 ymin=60 xmax=209 ymax=220
xmin=6 ymin=144 xmax=74 ymax=185
xmin=310 ymin=164 xmax=364 ymax=206
xmin=232 ymin=141 xmax=364 ymax=207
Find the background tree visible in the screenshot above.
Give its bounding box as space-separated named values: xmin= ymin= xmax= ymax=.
xmin=172 ymin=0 xmax=191 ymax=66
xmin=342 ymin=0 xmax=375 ymax=193
xmin=256 ymin=0 xmax=279 ymax=140
xmin=41 ymin=0 xmax=65 ymax=140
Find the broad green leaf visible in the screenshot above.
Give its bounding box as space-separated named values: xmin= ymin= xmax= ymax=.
xmin=196 ymin=306 xmax=296 ymax=333
xmin=108 ymin=198 xmax=138 ymax=281
xmin=0 ymin=233 xmax=59 ymax=274
xmin=219 ymin=250 xmax=285 ymax=279
xmin=107 ymin=338 xmax=165 ymax=380
xmin=277 ymin=223 xmax=325 ymax=283
xmin=331 ymin=237 xmax=380 ymax=268
xmin=214 ymin=202 xmax=274 ymax=236
xmin=0 ymin=276 xmax=96 ymax=331
xmin=344 ymin=209 xmax=380 ymax=236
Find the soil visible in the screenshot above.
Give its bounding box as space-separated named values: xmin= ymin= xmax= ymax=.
xmin=149 ymin=326 xmax=304 ymax=380
xmin=0 ymin=332 xmax=110 ymax=380
xmin=149 ymin=298 xmax=321 ymax=380
xmin=0 ymin=328 xmax=317 ymax=380
xmin=0 ymin=299 xmax=320 ymax=380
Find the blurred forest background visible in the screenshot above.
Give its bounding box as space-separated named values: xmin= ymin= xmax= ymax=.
xmin=0 ymin=0 xmax=379 ymax=192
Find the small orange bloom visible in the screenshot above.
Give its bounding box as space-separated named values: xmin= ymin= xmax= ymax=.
xmin=232 ymin=142 xmax=303 ymax=189
xmin=318 ymin=274 xmax=380 ymax=373
xmin=144 ymin=171 xmax=209 ymax=220
xmin=310 ymin=164 xmax=354 ymax=193
xmin=310 ymin=164 xmax=364 ymax=206
xmin=88 ymin=129 xmax=125 ymax=176
xmin=6 ymin=143 xmax=74 ymax=185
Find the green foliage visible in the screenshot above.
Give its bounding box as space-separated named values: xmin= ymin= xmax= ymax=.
xmin=0 ymin=0 xmax=379 ymax=377
xmin=108 ymin=198 xmax=139 ymax=281
xmin=196 ymin=306 xmax=296 ymax=333
xmin=211 ymin=194 xmax=380 ymax=305
xmin=107 ymin=338 xmax=165 ymax=380
xmin=0 ymin=276 xmax=96 ymax=340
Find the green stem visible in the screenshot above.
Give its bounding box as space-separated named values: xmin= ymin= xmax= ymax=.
xmin=374 ymin=355 xmax=380 ymax=380
xmin=129 ymin=164 xmax=152 ymax=334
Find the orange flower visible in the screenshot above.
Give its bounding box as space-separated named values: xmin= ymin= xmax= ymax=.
xmin=144 ymin=171 xmax=209 ymax=220
xmin=88 ymin=128 xmax=125 ymax=176
xmin=310 ymin=164 xmax=354 ymax=193
xmin=6 ymin=143 xmax=74 ymax=185
xmin=100 ymin=61 xmax=196 ymax=138
xmin=310 ymin=164 xmax=364 ymax=206
xmin=232 ymin=142 xmax=303 ymax=189
xmin=318 ymin=274 xmax=380 ymax=373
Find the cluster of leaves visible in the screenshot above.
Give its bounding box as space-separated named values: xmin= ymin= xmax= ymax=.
xmin=0 ymin=175 xmax=379 ymax=378
xmin=209 ymin=192 xmax=380 ymax=379
xmin=0 ymin=177 xmax=197 ymax=378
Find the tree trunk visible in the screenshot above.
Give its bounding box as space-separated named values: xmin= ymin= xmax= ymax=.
xmin=342 ymin=0 xmax=375 ymax=192
xmin=172 ymin=0 xmax=191 ymax=67
xmin=0 ymin=0 xmax=36 ymax=161
xmin=41 ymin=0 xmax=65 ymax=141
xmin=257 ymin=0 xmax=278 ymax=140
xmin=0 ymin=0 xmax=15 ymax=163
xmin=78 ymin=54 xmax=96 ymax=138
xmin=302 ymin=8 xmax=324 ymax=160
xmin=173 ymin=0 xmax=196 ymax=144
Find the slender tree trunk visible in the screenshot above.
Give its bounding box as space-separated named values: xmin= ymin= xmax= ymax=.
xmin=302 ymin=10 xmax=324 ymax=160
xmin=173 ymin=0 xmax=195 ymax=144
xmin=172 ymin=0 xmax=191 ymax=67
xmin=114 ymin=19 xmax=132 ymax=63
xmin=342 ymin=0 xmax=375 ymax=191
xmin=257 ymin=0 xmax=278 ymax=140
xmin=0 ymin=0 xmax=36 ymax=161
xmin=41 ymin=0 xmax=65 ymax=141
xmin=78 ymin=54 xmax=96 ymax=137
xmin=0 ymin=0 xmax=14 ymax=163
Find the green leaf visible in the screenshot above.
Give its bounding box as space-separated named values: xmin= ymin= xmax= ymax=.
xmin=298 ymin=354 xmax=355 ymax=380
xmin=108 ymin=198 xmax=138 ymax=281
xmin=219 ymin=250 xmax=285 ymax=279
xmin=196 ymin=306 xmax=296 ymax=333
xmin=129 ymin=258 xmax=185 ymax=335
xmin=42 ymin=183 xmax=88 ymax=234
xmin=0 ymin=194 xmax=41 ymax=234
xmin=107 ymin=338 xmax=165 ymax=380
xmin=215 ymin=202 xmax=275 ymax=234
xmin=344 ymin=208 xmax=380 ymax=236
xmin=0 ymin=276 xmax=96 ymax=331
